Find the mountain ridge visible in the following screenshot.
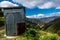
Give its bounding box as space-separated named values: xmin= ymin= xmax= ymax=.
xmin=43 ymin=17 xmax=60 ymax=35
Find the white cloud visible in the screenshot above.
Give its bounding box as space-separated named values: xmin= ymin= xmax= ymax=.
xmin=38 ymin=2 xmax=54 ymax=9
xmin=26 ymin=14 xmax=45 ymax=18
xmin=0 ymin=1 xmax=18 ymax=7
xmin=13 ymin=0 xmax=60 ymax=9
xmin=49 ymin=12 xmax=60 ymax=17
xmin=26 ymin=12 xmax=60 ymax=18
xmin=56 ymin=7 xmax=60 ymax=9
xmin=13 ymin=0 xmax=42 ymax=8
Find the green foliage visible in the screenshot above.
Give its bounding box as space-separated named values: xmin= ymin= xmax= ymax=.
xmin=0 ymin=17 xmax=4 ymax=27
xmin=0 ymin=17 xmax=4 ymax=21
xmin=40 ymin=35 xmax=58 ymax=40
xmin=43 ymin=18 xmax=60 ymax=35
xmin=0 ymin=10 xmax=3 ymax=17
xmin=21 ymin=23 xmax=40 ymax=40
xmin=39 ymin=31 xmax=59 ymax=40
xmin=0 ymin=32 xmax=5 ymax=38
xmin=0 ymin=10 xmax=4 ymax=27
xmin=17 ymin=23 xmax=60 ymax=40
xmin=0 ymin=21 xmax=4 ymax=27
xmin=0 ymin=19 xmax=60 ymax=40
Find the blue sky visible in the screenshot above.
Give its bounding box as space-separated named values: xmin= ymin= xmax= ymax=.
xmin=0 ymin=0 xmax=60 ymax=18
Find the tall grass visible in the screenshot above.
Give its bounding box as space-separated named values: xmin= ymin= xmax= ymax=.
xmin=0 ymin=22 xmax=60 ymax=40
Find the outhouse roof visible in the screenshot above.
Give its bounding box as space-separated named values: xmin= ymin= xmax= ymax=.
xmin=0 ymin=6 xmax=25 ymax=9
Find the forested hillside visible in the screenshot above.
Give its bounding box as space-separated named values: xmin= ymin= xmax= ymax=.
xmin=43 ymin=18 xmax=60 ymax=35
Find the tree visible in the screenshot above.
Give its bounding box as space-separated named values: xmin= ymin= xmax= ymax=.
xmin=0 ymin=9 xmax=3 ymax=17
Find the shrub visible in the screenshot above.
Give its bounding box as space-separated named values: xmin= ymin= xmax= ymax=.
xmin=21 ymin=24 xmax=40 ymax=40
xmin=40 ymin=34 xmax=58 ymax=40
xmin=0 ymin=21 xmax=4 ymax=27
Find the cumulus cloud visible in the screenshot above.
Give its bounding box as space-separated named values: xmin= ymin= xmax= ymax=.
xmin=0 ymin=1 xmax=18 ymax=7
xmin=26 ymin=14 xmax=45 ymax=18
xmin=38 ymin=2 xmax=54 ymax=9
xmin=49 ymin=12 xmax=60 ymax=17
xmin=13 ymin=0 xmax=42 ymax=8
xmin=13 ymin=0 xmax=60 ymax=9
xmin=56 ymin=7 xmax=60 ymax=9
xmin=26 ymin=12 xmax=60 ymax=18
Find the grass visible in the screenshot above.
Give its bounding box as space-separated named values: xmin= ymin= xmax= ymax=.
xmin=0 ymin=17 xmax=4 ymax=27
xmin=0 ymin=30 xmax=60 ymax=40
xmin=39 ymin=30 xmax=60 ymax=40
xmin=0 ymin=23 xmax=60 ymax=40
xmin=0 ymin=28 xmax=60 ymax=40
xmin=0 ymin=17 xmax=4 ymax=21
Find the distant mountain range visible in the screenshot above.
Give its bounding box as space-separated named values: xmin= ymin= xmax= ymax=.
xmin=37 ymin=16 xmax=60 ymax=23
xmin=26 ymin=16 xmax=60 ymax=35
xmin=26 ymin=16 xmax=60 ymax=25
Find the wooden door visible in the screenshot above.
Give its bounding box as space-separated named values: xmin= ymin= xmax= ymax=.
xmin=5 ymin=13 xmax=16 ymax=36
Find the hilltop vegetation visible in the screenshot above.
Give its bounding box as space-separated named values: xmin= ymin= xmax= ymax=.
xmin=0 ymin=23 xmax=60 ymax=40
xmin=43 ymin=18 xmax=60 ymax=36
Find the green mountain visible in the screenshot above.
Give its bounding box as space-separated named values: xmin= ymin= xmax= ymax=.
xmin=43 ymin=17 xmax=60 ymax=35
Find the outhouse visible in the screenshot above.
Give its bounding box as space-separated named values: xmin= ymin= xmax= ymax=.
xmin=2 ymin=6 xmax=25 ymax=36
